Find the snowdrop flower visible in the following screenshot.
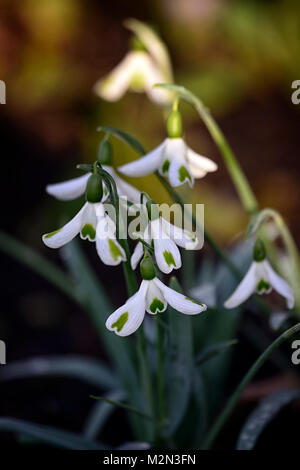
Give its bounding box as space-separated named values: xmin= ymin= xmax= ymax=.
xmin=106 ymin=257 xmax=207 ymax=336
xmin=118 ymin=109 xmax=217 ymax=188
xmin=224 ymin=239 xmax=294 ymax=310
xmin=93 ymin=19 xmax=173 ymax=106
xmin=131 ymin=199 xmax=201 ymax=274
xmin=42 ymin=173 xmax=126 ymax=266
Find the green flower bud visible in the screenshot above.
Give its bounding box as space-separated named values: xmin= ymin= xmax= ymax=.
xmin=253 ymin=238 xmax=266 ymax=262
xmin=86 ymin=174 xmax=103 ymax=203
xmin=140 ymin=256 xmax=156 ymax=280
xmin=167 ymin=110 xmax=182 ymax=138
xmin=146 ymin=199 xmax=159 ymax=221
xmin=98 ymin=140 xmax=112 ymax=165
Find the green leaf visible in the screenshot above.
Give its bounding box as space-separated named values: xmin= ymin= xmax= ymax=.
xmin=164 ymin=276 xmax=193 ymax=438
xmin=196 ymin=340 xmax=238 ymax=366
xmin=236 ymin=389 xmax=300 ymax=450
xmin=0 ymin=418 xmax=105 ymax=450
xmin=84 ymin=390 xmax=125 ymax=439
xmin=97 ymin=126 xmax=146 ymax=156
xmin=90 ymin=396 xmax=152 ymax=421
xmin=0 ymin=355 xmax=119 ymax=390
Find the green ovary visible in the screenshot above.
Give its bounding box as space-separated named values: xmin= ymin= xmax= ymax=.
xmin=111 ymin=312 xmax=128 ymax=332
xmin=81 ymin=224 xmax=96 ymax=240
xmin=179 ymin=165 xmax=191 ymax=182
xmin=163 ymin=251 xmax=176 ymax=267
xmin=150 ymin=298 xmax=165 ymax=313
xmin=109 ymin=239 xmax=123 ymax=261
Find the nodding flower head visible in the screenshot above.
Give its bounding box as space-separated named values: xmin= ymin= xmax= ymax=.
xmin=93 ymin=19 xmax=173 ymax=106
xmin=224 ymin=239 xmax=294 ymax=310
xmin=118 ymin=108 xmax=217 ymax=188
xmin=106 ymin=277 xmax=207 ymax=337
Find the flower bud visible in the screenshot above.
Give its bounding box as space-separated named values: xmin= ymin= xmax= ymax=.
xmin=86 ymin=174 xmax=103 ymax=203
xmin=140 ymin=256 xmax=156 ymax=280
xmin=253 ymin=238 xmax=266 ymax=262
xmin=167 ymin=110 xmax=182 ymax=138
xmin=146 ymin=199 xmax=159 ymax=221
xmin=98 ymin=140 xmax=112 ymax=165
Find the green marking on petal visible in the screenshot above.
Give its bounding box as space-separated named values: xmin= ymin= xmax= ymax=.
xmin=178 ymin=165 xmax=192 ymax=183
xmin=185 ymin=296 xmax=203 ymax=306
xmin=163 ymin=250 xmax=176 ymax=267
xmin=44 ymin=228 xmax=61 ymax=238
xmin=109 ymin=239 xmax=124 ymax=261
xmin=81 ymin=224 xmax=96 ymax=240
xmin=162 ymin=159 xmax=170 ymax=173
xmin=111 ymin=312 xmax=128 ymax=332
xmin=257 ymin=279 xmax=271 ymax=293
xmin=150 ymin=298 xmax=165 ymax=313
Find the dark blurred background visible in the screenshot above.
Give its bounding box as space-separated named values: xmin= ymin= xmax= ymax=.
xmin=1 ymin=0 xmax=300 ymax=448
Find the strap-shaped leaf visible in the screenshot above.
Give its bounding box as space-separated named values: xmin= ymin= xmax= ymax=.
xmin=84 ymin=390 xmax=125 ymax=439
xmin=0 ymin=418 xmax=105 ymax=450
xmin=236 ymin=389 xmax=300 ymax=450
xmin=164 ymin=276 xmax=193 ymax=438
xmin=0 ymin=355 xmax=119 ymax=390
xmin=97 ymin=126 xmax=145 ymax=156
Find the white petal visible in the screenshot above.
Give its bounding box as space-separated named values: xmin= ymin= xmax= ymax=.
xmin=153 ymin=278 xmax=206 ymax=315
xmin=118 ymin=141 xmax=165 ymax=177
xmin=162 ymin=139 xmax=193 ymax=188
xmin=93 ymin=51 xmax=142 ymax=102
xmin=131 ymin=242 xmax=144 ymax=270
xmin=42 ymin=203 xmax=86 ymax=248
xmin=46 ymin=173 xmax=90 ymax=201
xmin=186 ymin=147 xmax=218 ymax=178
xmin=96 ymin=215 xmax=126 ymax=266
xmin=106 ymin=281 xmax=148 ymax=336
xmin=264 ymin=260 xmax=295 ymax=309
xmin=79 ymin=203 xmax=97 ymax=241
xmin=145 ymin=280 xmax=167 ymax=314
xmin=224 ymin=262 xmax=258 ymax=309
xmin=161 ymin=218 xmax=200 ymax=250
xmin=113 ymin=172 xmax=141 ymax=203
xmin=151 ymin=219 xmax=182 ymax=274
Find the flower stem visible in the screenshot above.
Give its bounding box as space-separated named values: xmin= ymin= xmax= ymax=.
xmin=156 ymin=317 xmax=165 ymax=432
xmin=201 ymin=322 xmax=300 ymax=449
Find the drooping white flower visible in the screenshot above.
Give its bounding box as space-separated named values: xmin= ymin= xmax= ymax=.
xmin=118 ymin=137 xmax=217 ymax=188
xmin=42 ymin=202 xmax=126 ymax=266
xmin=46 ymin=165 xmax=140 ymax=203
xmin=106 ymin=277 xmax=207 ymax=337
xmin=131 ymin=211 xmax=201 ymax=274
xmin=224 ymin=241 xmax=294 ymax=310
xmin=93 ymin=19 xmax=173 ymax=106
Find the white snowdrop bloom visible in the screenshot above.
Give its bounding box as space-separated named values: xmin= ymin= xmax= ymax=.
xmin=46 ymin=165 xmax=140 ymax=203
xmin=130 ymin=204 xmax=200 ymax=274
xmin=106 ymin=277 xmax=207 ymax=337
xmin=224 ymin=240 xmax=294 ymax=310
xmin=93 ymin=19 xmax=173 ymax=106
xmin=94 ymin=51 xmax=172 ymax=106
xmin=42 ymin=174 xmax=126 ymax=266
xmin=118 ymin=137 xmax=217 ymax=188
